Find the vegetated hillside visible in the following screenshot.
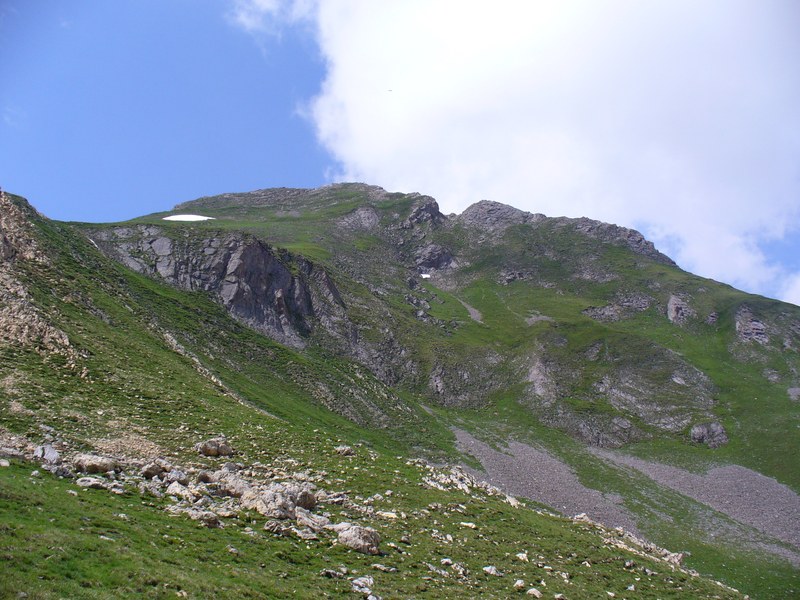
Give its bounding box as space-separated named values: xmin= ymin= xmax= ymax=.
xmin=0 ymin=185 xmax=797 ymax=598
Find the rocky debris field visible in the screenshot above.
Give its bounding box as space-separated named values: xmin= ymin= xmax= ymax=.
xmin=0 ymin=426 xmax=744 ymax=599
xmin=454 ymin=426 xmax=800 ymax=569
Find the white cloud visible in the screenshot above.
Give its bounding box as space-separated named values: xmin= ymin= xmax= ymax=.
xmin=238 ymin=1 xmax=800 ymax=301
xmin=227 ymin=0 xmax=314 ymax=33
xmin=779 ymin=273 xmax=800 ymax=307
xmin=227 ymin=0 xmax=283 ymax=33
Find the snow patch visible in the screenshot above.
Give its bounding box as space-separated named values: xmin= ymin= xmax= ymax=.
xmin=162 ymin=214 xmax=215 ymax=222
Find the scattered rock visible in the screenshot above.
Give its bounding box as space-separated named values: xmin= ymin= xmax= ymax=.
xmin=319 ymin=568 xmax=345 ymax=579
xmin=482 ymin=565 xmax=502 ymax=576
xmin=334 ymin=445 xmax=355 ymax=456
xmin=195 ymin=436 xmax=233 ymax=457
xmin=690 ymin=422 xmax=729 ymax=448
xmin=336 ymin=523 xmax=381 ymax=555
xmin=526 ymin=588 xmax=543 ymax=598
xmin=0 ymin=459 xmax=8 ymax=467
xmin=264 ymin=520 xmax=294 ymax=536
xmin=351 ymin=575 xmax=375 ymax=596
xmin=76 ymin=477 xmax=107 ymax=490
xmin=514 ymin=579 xmax=526 ymax=590
xmin=166 ymin=506 xmax=222 ymax=528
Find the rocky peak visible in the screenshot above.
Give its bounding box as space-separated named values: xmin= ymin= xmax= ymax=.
xmin=555 ymin=217 xmax=676 ymax=266
xmin=175 ymin=183 xmax=390 ymax=214
xmin=456 ymin=200 xmax=545 ymax=233
xmin=401 ymin=194 xmax=444 ymax=229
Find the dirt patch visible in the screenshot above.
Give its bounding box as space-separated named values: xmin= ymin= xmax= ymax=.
xmin=7 ymin=400 xmax=33 ymax=416
xmin=454 ymin=428 xmax=640 ymax=534
xmin=458 ymin=300 xmax=483 ymax=323
xmin=92 ymin=434 xmax=164 ymax=459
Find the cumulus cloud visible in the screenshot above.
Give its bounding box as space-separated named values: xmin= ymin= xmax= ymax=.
xmin=233 ymin=0 xmax=800 ymax=301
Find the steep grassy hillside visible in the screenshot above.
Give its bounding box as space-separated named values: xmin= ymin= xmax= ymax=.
xmin=1 ymin=186 xmax=798 ymax=597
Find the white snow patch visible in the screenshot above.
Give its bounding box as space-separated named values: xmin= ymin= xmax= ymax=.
xmin=162 ymin=214 xmax=216 ymax=222
xmin=420 ymin=273 xmax=431 ymax=279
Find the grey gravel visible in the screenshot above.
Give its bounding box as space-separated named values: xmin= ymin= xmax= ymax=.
xmin=454 ymin=428 xmax=640 ymax=534
xmin=590 ymin=448 xmax=800 ymax=550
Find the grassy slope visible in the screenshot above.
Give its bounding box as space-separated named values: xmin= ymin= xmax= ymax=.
xmin=4 ymin=188 xmax=797 ymax=596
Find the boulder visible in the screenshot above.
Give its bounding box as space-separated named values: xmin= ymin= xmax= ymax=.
xmin=166 ymin=481 xmax=195 ymax=502
xmin=690 ymin=422 xmax=729 ymax=448
xmin=211 ymin=469 xmax=251 ymax=498
xmin=141 ymin=462 xmax=165 ymax=480
xmin=294 ymin=506 xmax=331 ymax=532
xmin=240 ymin=488 xmax=295 ymax=520
xmin=33 ymin=444 xmax=61 ymax=465
xmin=336 ymin=523 xmax=381 ymax=555
xmin=162 ymin=468 xmax=189 ymax=486
xmin=73 ymin=453 xmax=118 ymax=474
xmin=195 ymin=436 xmax=234 ymax=457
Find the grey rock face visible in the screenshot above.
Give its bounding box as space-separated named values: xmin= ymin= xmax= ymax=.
xmin=92 ymin=227 xmax=345 ymax=349
xmin=583 ymin=293 xmax=653 ymax=323
xmin=338 ymin=206 xmax=380 ymax=230
xmin=667 ymin=295 xmax=695 ymax=325
xmin=735 ymin=306 xmax=769 ymax=345
xmin=414 ymin=244 xmax=455 ymax=270
xmin=690 ymin=422 xmax=729 ymax=448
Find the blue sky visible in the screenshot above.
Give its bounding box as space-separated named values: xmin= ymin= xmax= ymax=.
xmin=2 ymin=1 xmax=799 ymax=305
xmin=0 ymin=1 xmax=329 ymax=221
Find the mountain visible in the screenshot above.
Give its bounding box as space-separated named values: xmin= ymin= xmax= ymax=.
xmin=1 ymin=184 xmax=798 ymax=598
